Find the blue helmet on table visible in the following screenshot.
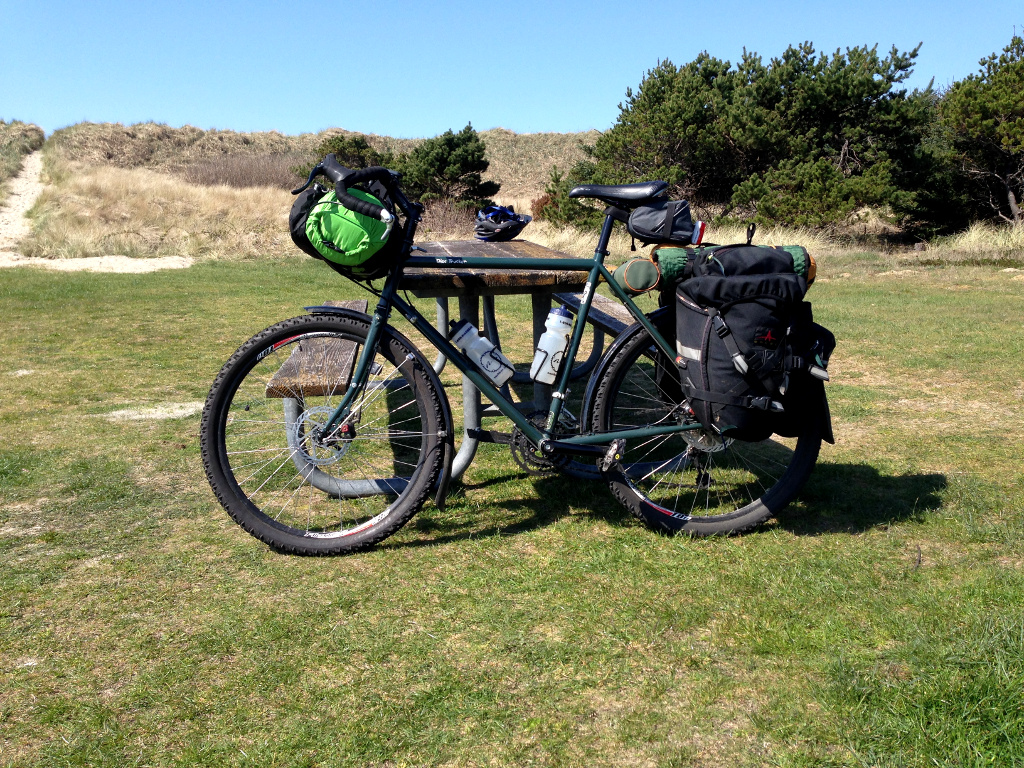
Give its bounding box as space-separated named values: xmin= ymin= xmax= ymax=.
xmin=474 ymin=205 xmax=532 ymax=242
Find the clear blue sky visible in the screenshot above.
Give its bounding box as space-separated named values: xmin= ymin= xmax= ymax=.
xmin=1 ymin=0 xmax=1020 ymax=138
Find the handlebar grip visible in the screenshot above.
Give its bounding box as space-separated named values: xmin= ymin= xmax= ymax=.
xmin=320 ymin=154 xmax=349 ymax=184
xmin=343 ymin=166 xmax=393 ymax=185
xmin=335 ymin=183 xmax=390 ymax=220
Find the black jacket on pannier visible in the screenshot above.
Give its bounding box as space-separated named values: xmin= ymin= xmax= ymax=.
xmin=673 ymin=245 xmax=835 ymax=443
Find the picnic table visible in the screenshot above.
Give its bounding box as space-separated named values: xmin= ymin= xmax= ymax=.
xmin=400 ymin=240 xmax=634 ymax=480
xmin=268 ymin=240 xmax=637 ymax=484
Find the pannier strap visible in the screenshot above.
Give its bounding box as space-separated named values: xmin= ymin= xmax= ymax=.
xmin=684 ymin=387 xmax=781 ymax=412
xmin=709 ymin=310 xmax=749 ymax=375
xmin=664 ymin=202 xmax=679 ymax=237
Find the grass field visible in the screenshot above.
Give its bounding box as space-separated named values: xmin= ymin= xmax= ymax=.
xmin=1 ymin=251 xmax=1023 ymax=766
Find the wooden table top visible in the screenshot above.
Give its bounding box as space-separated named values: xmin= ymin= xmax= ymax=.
xmin=399 ymin=240 xmax=590 ymax=298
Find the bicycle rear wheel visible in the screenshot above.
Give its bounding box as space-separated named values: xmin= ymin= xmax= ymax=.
xmin=588 ymin=319 xmax=821 ymax=535
xmin=200 ymin=313 xmax=446 ymax=554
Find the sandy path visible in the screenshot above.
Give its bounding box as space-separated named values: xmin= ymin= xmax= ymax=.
xmin=0 ymin=151 xmax=43 ymax=251
xmin=0 ymin=153 xmax=192 ymax=273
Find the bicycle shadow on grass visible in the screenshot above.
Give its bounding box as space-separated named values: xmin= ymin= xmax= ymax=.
xmin=778 ymin=463 xmax=948 ymax=535
xmin=382 ymin=464 xmax=948 ymax=550
xmin=383 ymin=472 xmax=631 ymax=550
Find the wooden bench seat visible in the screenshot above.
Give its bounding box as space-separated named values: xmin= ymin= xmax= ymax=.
xmin=265 ymin=300 xmax=368 ymax=398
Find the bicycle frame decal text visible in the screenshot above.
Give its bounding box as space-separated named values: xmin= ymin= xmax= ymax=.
xmin=434 ymin=257 xmax=467 ymax=265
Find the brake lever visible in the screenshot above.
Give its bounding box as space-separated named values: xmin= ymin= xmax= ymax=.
xmin=291 ymin=163 xmax=323 ymax=195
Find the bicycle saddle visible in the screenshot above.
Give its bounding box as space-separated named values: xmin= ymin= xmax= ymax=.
xmin=568 ymin=181 xmax=668 ymax=205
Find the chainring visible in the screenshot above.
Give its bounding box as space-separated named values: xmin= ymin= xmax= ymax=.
xmin=509 ymin=411 xmax=571 ymax=476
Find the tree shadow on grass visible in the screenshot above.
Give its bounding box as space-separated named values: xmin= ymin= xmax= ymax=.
xmin=778 ymin=463 xmax=947 ymax=535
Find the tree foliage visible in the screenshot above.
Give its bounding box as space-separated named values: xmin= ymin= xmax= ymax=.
xmin=296 ymin=133 xmax=392 ymax=181
xmin=300 ymin=125 xmax=498 ymax=209
xmin=562 ymin=43 xmax=946 ymax=231
xmin=531 ymin=164 xmax=604 ymax=228
xmin=397 ymin=124 xmax=499 ymax=208
xmin=939 ymin=36 xmax=1024 ymax=224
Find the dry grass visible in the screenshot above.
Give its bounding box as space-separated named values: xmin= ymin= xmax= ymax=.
xmin=929 ymin=221 xmax=1024 ymax=258
xmin=480 ymin=128 xmax=600 ymax=200
xmin=44 ymin=121 xmax=595 ymax=197
xmin=26 ymin=122 xmax=604 ymax=261
xmin=418 ymin=199 xmax=477 ymax=240
xmin=179 ymin=152 xmax=307 ymax=190
xmin=45 ymin=122 xmax=326 ymax=173
xmin=524 ymin=218 xmax=839 ymax=264
xmin=23 ymin=163 xmax=293 ymax=260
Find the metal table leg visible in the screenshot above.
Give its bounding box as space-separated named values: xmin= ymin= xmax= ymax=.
xmin=450 ymin=295 xmax=481 ymax=482
xmin=432 ymin=298 xmax=448 ymax=375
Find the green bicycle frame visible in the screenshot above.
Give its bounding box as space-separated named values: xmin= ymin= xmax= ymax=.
xmin=320 ymin=214 xmax=701 ymax=450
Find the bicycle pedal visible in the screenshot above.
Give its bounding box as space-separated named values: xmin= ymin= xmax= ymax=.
xmin=599 ymin=439 xmax=626 ymax=473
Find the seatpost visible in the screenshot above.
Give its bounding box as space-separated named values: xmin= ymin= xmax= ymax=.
xmin=593 ymin=211 xmax=617 ymax=260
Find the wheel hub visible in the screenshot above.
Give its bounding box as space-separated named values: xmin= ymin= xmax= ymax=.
xmin=289 ymin=405 xmax=351 ymax=466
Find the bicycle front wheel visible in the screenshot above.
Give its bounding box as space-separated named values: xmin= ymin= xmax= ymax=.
xmin=589 ymin=321 xmax=821 ymax=536
xmin=201 ymin=313 xmax=446 ymax=554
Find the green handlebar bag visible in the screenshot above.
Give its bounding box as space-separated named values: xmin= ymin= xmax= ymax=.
xmin=305 ymin=188 xmax=391 ymax=268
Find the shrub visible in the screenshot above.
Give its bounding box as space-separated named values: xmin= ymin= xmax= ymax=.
xmin=397 ymin=124 xmax=499 ymax=208
xmin=295 ymin=133 xmax=393 ymax=181
xmin=530 ymin=165 xmax=603 ymax=229
xmin=939 ymin=35 xmax=1024 ymax=225
xmin=573 ymin=44 xmax=936 ymax=230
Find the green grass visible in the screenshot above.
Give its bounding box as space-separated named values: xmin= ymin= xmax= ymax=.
xmin=1 ymin=255 xmax=1023 ymax=766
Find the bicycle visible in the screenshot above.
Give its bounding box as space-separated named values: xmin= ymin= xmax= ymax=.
xmin=200 ymin=157 xmax=828 ymax=554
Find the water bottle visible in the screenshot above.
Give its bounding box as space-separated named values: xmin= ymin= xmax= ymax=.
xmin=530 ymin=306 xmax=573 ymax=385
xmin=449 ymin=320 xmax=515 ymax=387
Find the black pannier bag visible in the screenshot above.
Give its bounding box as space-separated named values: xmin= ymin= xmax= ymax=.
xmin=627 ymin=199 xmax=706 ymax=246
xmin=674 ymin=248 xmax=835 ymax=442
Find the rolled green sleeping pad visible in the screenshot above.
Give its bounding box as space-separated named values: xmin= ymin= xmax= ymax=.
xmin=654 ymin=246 xmax=693 ymax=285
xmin=611 ymin=258 xmax=661 ymax=296
xmin=654 ymin=244 xmax=816 ymax=285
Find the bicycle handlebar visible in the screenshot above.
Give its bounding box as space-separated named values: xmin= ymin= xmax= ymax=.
xmin=319 ymin=155 xmax=393 ymax=223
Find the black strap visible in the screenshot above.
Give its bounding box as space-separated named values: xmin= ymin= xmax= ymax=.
xmin=746 ymin=222 xmax=756 ymax=245
xmin=709 ymin=310 xmax=749 ymax=375
xmin=683 ymin=386 xmax=777 ymax=411
xmin=664 ymin=201 xmax=677 ymax=236
xmin=710 ymin=307 xmax=784 ymax=394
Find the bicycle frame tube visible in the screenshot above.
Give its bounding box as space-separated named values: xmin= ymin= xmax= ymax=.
xmin=321 ymin=210 xmax=689 ymax=447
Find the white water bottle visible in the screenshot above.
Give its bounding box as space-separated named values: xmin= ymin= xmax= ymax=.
xmin=530 ymin=306 xmax=573 ymax=385
xmin=449 ymin=320 xmax=515 ymax=387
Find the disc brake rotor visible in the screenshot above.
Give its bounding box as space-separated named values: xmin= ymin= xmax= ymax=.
xmin=289 ymin=405 xmax=351 ymax=467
